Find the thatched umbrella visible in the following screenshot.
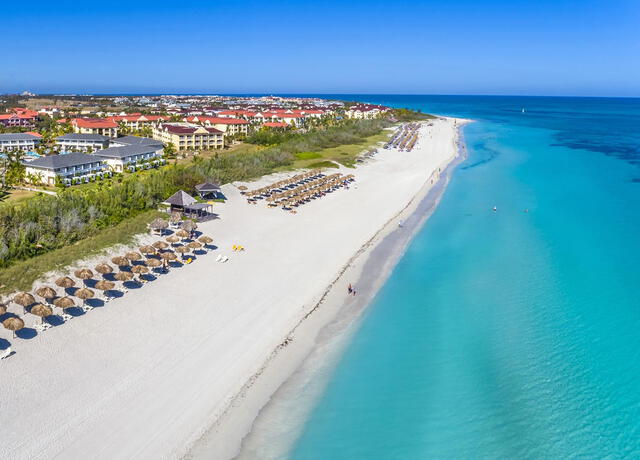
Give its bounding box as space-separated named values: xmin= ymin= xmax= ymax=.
xmin=13 ymin=292 xmax=35 ymax=308
xmin=187 ymin=241 xmax=202 ymax=250
xmin=169 ymin=212 xmax=182 ymax=224
xmin=55 ymin=276 xmax=76 ymax=288
xmin=3 ymin=317 xmax=24 ymax=337
xmin=181 ymin=221 xmax=197 ymax=232
xmin=198 ymin=236 xmax=213 ymax=244
xmin=153 ymin=241 xmax=169 ymax=250
xmin=176 ymin=229 xmax=189 ymax=239
xmin=30 ymin=304 xmax=53 ymax=323
xmin=75 ymin=287 xmax=95 ymax=302
xmin=175 ymin=246 xmax=190 ymax=255
xmin=125 ymin=252 xmax=142 ymax=261
xmin=111 ymin=256 xmax=130 ymax=267
xmin=145 ymin=258 xmax=163 ymax=268
xmin=53 ymin=296 xmax=75 ymax=311
xmin=238 ymin=185 xmax=248 ymax=191
xmin=150 ymin=217 xmax=169 ymax=234
xmin=74 ymin=268 xmax=94 ymax=280
xmin=130 ymin=265 xmax=149 ymax=274
xmin=114 ymin=271 xmax=134 ymax=282
xmin=139 ymin=245 xmax=156 ymax=255
xmin=35 ymin=286 xmax=58 ymax=302
xmin=95 ymin=263 xmax=113 ymax=275
xmin=166 ymin=235 xmax=180 ymax=244
xmin=94 ymin=280 xmax=115 ymax=291
xmin=160 ymin=252 xmax=177 ymax=261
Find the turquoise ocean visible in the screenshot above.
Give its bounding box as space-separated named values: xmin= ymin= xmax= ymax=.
xmin=277 ymin=96 xmax=640 ymax=459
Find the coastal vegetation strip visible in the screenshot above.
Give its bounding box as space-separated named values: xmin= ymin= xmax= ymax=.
xmin=0 ymin=210 xmax=163 ymax=294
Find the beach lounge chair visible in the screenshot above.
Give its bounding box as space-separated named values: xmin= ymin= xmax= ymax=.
xmin=1 ymin=347 xmax=13 ymax=360
xmin=216 ymin=254 xmax=223 ymax=262
xmin=61 ymin=313 xmax=73 ymax=322
xmin=82 ymin=304 xmax=94 ymax=312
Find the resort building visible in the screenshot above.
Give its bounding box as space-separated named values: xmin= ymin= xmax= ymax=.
xmin=345 ymin=104 xmax=388 ymax=119
xmin=70 ymin=118 xmax=119 ymax=137
xmin=93 ymin=144 xmax=164 ymax=173
xmin=55 ymin=133 xmax=111 ymax=152
xmin=23 ymin=152 xmax=106 ymax=186
xmin=183 ymin=116 xmax=249 ymax=136
xmin=109 ymin=135 xmax=164 ymax=149
xmin=0 ymin=108 xmax=38 ymax=128
xmin=107 ymin=114 xmax=171 ymax=130
xmin=152 ymin=123 xmax=224 ymax=151
xmin=0 ymin=133 xmax=42 ymax=152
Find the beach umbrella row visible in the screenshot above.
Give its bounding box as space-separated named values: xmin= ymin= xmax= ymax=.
xmin=2 ymin=233 xmax=215 ymax=339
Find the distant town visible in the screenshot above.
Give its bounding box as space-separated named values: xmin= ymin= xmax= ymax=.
xmin=0 ymin=94 xmax=389 ymax=187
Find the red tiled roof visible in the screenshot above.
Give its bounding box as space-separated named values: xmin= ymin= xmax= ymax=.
xmin=10 ymin=108 xmax=38 ymax=118
xmin=263 ymin=122 xmax=288 ymax=128
xmin=25 ymin=131 xmax=43 ymax=137
xmin=186 ymin=116 xmax=248 ymax=125
xmin=109 ymin=114 xmax=169 ymax=122
xmin=72 ymin=118 xmax=118 ymax=128
xmin=0 ymin=113 xmax=35 ymax=120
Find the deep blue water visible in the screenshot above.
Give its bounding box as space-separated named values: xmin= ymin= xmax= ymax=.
xmin=287 ymin=96 xmax=640 ymax=459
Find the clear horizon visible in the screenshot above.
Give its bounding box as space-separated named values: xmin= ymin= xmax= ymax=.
xmin=2 ymin=0 xmax=639 ymax=97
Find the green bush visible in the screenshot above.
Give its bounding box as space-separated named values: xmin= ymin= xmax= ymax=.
xmin=307 ymin=161 xmax=339 ymax=169
xmin=295 ymin=152 xmax=322 ymax=160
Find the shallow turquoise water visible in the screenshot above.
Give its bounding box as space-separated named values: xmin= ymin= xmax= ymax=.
xmin=288 ymin=97 xmax=640 ymax=459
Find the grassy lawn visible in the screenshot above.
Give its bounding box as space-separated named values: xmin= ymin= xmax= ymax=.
xmin=0 ymin=189 xmax=38 ymax=207
xmin=0 ymin=209 xmax=164 ymax=294
xmin=271 ymin=129 xmax=393 ymax=172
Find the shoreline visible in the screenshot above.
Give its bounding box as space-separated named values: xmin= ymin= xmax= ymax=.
xmin=187 ymin=118 xmax=470 ymax=459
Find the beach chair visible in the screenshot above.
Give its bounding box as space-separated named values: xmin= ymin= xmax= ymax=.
xmin=33 ymin=322 xmax=47 ymax=332
xmin=216 ymin=254 xmax=223 ymax=262
xmin=61 ymin=313 xmax=73 ymax=322
xmin=82 ymin=304 xmax=94 ymax=313
xmin=1 ymin=347 xmax=13 ymax=360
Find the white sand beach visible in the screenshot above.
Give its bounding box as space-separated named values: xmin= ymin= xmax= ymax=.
xmin=0 ymin=117 xmax=465 ymax=460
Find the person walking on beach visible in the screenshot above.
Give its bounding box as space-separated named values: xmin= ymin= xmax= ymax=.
xmin=348 ymin=283 xmax=353 ymax=295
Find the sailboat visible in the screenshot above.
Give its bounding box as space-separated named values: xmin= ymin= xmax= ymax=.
xmin=522 ymin=107 xmax=526 ymax=113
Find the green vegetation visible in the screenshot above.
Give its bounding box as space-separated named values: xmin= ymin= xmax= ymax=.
xmin=295 ymin=152 xmax=323 ymax=160
xmin=307 ymin=161 xmax=340 ymax=169
xmin=286 ymin=130 xmax=391 ymax=170
xmin=0 ymin=210 xmax=163 ymax=294
xmin=0 ymin=189 xmax=38 ymax=207
xmin=392 ymin=108 xmax=436 ymax=122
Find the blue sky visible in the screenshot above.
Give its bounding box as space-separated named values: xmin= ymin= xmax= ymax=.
xmin=1 ymin=0 xmax=639 ymax=96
